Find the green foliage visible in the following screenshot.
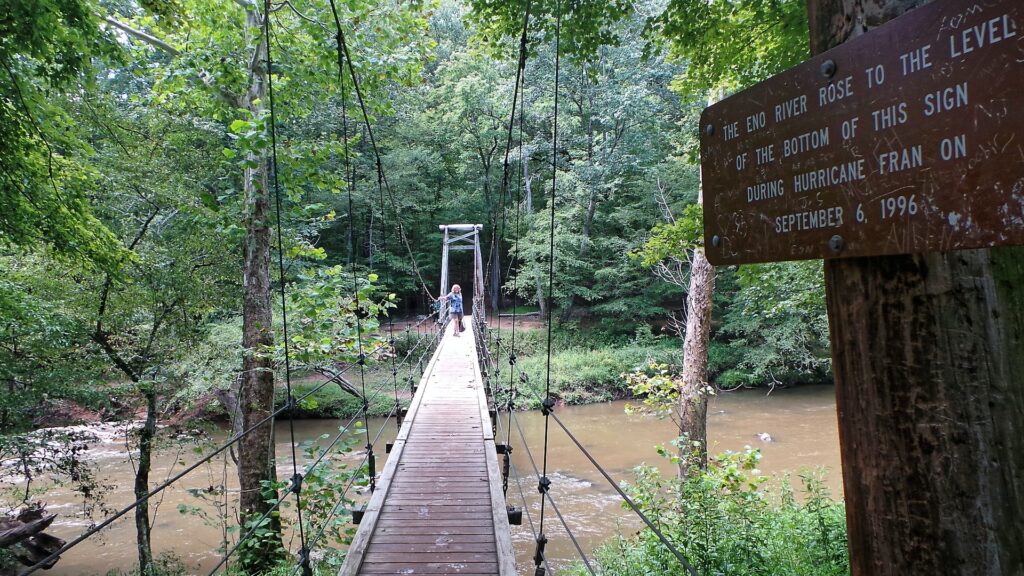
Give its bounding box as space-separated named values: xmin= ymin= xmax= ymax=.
xmin=285 ymin=267 xmax=389 ymax=366
xmin=633 ymin=204 xmax=704 ymax=267
xmin=622 ymin=362 xmax=714 ymax=422
xmin=277 ymin=377 xmax=405 ymax=419
xmin=717 ymin=261 xmax=832 ymax=388
xmin=292 ymin=432 xmax=362 ymax=567
xmin=570 ymin=449 xmax=849 ymax=576
xmin=647 ymin=0 xmax=809 ymax=95
xmin=466 ymin=0 xmax=633 ymax=60
xmin=0 ymin=0 xmax=127 ymax=268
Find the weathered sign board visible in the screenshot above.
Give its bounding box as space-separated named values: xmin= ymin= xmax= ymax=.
xmin=699 ymin=0 xmax=1024 ymax=265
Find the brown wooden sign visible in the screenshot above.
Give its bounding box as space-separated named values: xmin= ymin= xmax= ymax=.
xmin=699 ymin=0 xmax=1024 ymax=265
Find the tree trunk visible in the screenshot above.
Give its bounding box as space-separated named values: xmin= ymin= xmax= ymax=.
xmin=808 ymin=1 xmax=1024 ymax=574
xmin=236 ymin=7 xmax=282 ymax=568
xmin=523 ymin=158 xmax=546 ymax=317
xmin=677 ymin=246 xmax=714 ymax=477
xmin=559 ymin=190 xmax=598 ymax=322
xmin=490 ymin=239 xmax=501 ymax=313
xmin=134 ymin=388 xmax=156 ymax=575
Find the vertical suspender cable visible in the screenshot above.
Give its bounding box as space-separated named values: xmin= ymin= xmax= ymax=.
xmin=263 ymin=3 xmax=309 ymax=572
xmin=326 ymin=2 xmax=376 ymax=493
xmin=534 ymin=1 xmax=561 ymax=574
xmin=503 ymin=2 xmax=531 ymax=498
xmin=377 ymin=166 xmax=403 ymax=429
xmin=491 ymin=2 xmax=532 ymax=499
xmin=506 ymin=52 xmax=527 ymax=487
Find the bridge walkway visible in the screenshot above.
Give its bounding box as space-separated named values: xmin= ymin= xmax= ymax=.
xmin=339 ymin=316 xmax=516 ymax=576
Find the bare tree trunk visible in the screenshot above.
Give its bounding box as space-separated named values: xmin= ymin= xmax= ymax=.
xmin=559 ymin=190 xmax=598 ymax=322
xmin=523 ymin=158 xmax=546 ymax=317
xmin=235 ymin=7 xmax=282 ymax=569
xmin=677 ymin=246 xmax=714 ymax=477
xmin=808 ymin=1 xmax=1024 ymax=574
xmin=134 ymin=388 xmax=156 ymax=574
xmin=677 ymin=83 xmax=718 ymax=477
xmin=490 ymin=240 xmax=501 ymax=313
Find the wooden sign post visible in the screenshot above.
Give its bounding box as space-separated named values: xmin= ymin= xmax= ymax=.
xmin=699 ymin=0 xmax=1024 ymax=573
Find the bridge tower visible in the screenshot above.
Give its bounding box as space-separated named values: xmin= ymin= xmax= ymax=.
xmin=438 ymin=224 xmax=486 ymax=323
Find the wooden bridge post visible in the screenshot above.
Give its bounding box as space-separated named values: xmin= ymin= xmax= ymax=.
xmin=806 ymin=1 xmax=1024 ymax=574
xmin=439 ymin=225 xmax=450 ymax=321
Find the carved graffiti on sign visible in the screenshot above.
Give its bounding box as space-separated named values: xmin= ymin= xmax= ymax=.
xmin=699 ymin=0 xmax=1024 ymax=265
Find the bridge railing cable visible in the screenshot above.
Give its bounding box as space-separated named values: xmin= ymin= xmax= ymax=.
xmin=17 ymin=319 xmax=438 ymax=576
xmin=207 ymin=325 xmax=436 ymax=569
xmin=17 ymin=364 xmax=357 ymax=576
xmin=507 ymin=407 xmax=595 ymax=575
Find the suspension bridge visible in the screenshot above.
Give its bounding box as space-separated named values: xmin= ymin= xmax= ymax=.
xmin=13 ymin=0 xmax=700 ymax=573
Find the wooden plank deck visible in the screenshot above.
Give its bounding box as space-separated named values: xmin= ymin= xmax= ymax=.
xmin=339 ymin=316 xmax=516 ymax=576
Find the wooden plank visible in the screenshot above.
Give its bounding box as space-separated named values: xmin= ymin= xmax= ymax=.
xmin=371 ymin=534 xmax=497 ymax=544
xmin=359 ymin=563 xmax=498 ymax=574
xmin=337 ymin=316 xmax=450 ymax=576
xmin=367 ymin=542 xmax=497 ymax=554
xmin=372 ymin=525 xmax=495 ymax=536
xmin=342 ymin=317 xmax=516 ymax=576
xmin=375 ymin=519 xmax=495 ymax=527
xmin=363 ymin=552 xmax=497 ymax=563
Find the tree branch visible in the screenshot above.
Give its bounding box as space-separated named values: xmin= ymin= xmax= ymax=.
xmin=104 ymin=17 xmax=179 ymax=56
xmin=104 ymin=16 xmax=243 ymax=107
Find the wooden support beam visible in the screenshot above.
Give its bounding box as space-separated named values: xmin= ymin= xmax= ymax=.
xmin=808 ymin=1 xmax=1024 ymax=574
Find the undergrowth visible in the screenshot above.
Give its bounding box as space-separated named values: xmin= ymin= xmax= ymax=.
xmin=494 ymin=325 xmax=679 ymax=408
xmin=568 ymin=448 xmax=849 ymax=576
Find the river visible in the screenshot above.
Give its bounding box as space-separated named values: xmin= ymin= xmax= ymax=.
xmin=35 ymin=385 xmax=840 ymax=575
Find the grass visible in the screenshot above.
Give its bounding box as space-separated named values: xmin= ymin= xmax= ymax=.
xmin=498 ymin=305 xmax=540 ymax=315
xmin=493 ymin=326 xmax=681 ymax=409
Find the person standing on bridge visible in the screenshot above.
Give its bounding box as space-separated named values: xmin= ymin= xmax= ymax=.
xmin=441 ymin=284 xmax=464 ymax=337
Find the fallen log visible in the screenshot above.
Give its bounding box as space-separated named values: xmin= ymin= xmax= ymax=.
xmin=1 ymin=508 xmax=66 ymax=572
xmin=0 ymin=513 xmax=55 ymax=548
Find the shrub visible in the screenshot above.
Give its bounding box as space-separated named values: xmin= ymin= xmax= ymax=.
xmin=569 ymin=448 xmax=849 ymax=576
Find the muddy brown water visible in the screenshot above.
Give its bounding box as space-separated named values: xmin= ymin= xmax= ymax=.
xmin=35 ymin=385 xmax=840 ymax=575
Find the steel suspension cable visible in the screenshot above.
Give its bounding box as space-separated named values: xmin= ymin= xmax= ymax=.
xmin=16 ymin=367 xmax=349 ymax=576
xmin=484 ymin=0 xmax=533 ymax=400
xmin=511 ymin=411 xmax=593 ymax=575
xmin=326 ymin=0 xmax=434 ymax=302
xmin=505 ymin=24 xmax=530 ymax=472
xmin=375 ymin=165 xmax=403 ymax=430
xmin=335 ymin=40 xmax=377 ymax=497
xmin=211 ymin=338 xmax=412 ymax=573
xmin=548 ymin=411 xmax=699 ymax=575
xmin=534 ymin=0 xmax=562 ymax=572
xmin=294 ymin=323 xmax=441 ymax=569
xmin=263 ymin=3 xmax=310 ymax=572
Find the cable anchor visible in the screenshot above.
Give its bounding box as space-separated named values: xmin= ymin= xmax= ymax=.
xmin=537 ymin=475 xmax=551 ymax=494
xmin=533 ymin=533 xmax=548 ymax=575
xmin=298 ymin=546 xmax=312 ymax=576
xmin=289 ymin=473 xmax=303 ymax=495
